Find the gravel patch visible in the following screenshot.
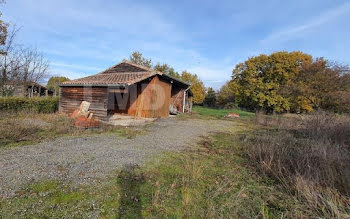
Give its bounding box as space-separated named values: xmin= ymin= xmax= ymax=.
xmin=0 ymin=117 xmax=235 ymax=198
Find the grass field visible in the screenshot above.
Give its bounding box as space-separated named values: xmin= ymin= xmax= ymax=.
xmin=192 ymin=105 xmax=254 ymax=118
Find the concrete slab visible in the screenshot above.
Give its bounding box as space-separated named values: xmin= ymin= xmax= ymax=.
xmin=104 ymin=114 xmax=157 ymax=126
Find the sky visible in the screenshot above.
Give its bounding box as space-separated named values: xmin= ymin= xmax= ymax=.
xmin=2 ymin=0 xmax=350 ymax=89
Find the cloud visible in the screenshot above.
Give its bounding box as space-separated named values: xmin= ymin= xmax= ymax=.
xmin=261 ymin=1 xmax=350 ymax=44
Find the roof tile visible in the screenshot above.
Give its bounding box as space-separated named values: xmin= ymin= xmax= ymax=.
xmin=61 ymin=61 xmax=157 ymax=85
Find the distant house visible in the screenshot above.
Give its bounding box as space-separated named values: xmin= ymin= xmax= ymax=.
xmin=1 ymin=81 xmax=54 ymax=98
xmin=59 ymin=61 xmax=193 ymax=120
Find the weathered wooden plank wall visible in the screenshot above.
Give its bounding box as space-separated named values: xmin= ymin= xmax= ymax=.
xmin=108 ymin=84 xmax=138 ymax=116
xmin=135 ymin=76 xmax=171 ymax=118
xmin=59 ymin=87 xmax=108 ymax=120
xmin=107 ymin=76 xmax=171 ymax=118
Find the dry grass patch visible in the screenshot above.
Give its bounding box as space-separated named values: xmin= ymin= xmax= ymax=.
xmin=0 ymin=112 xmax=145 ymax=147
xmin=242 ymin=111 xmax=350 ymax=218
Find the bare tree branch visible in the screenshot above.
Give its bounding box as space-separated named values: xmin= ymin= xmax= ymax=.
xmin=0 ymin=25 xmax=50 ymax=95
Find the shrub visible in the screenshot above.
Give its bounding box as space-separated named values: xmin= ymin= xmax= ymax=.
xmin=0 ymin=97 xmax=59 ymax=113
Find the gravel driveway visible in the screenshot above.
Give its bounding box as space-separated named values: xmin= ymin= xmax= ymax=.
xmin=0 ymin=118 xmax=234 ymax=198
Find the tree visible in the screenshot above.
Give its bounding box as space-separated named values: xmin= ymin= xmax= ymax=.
xmin=0 ymin=0 xmax=8 ymax=50
xmin=203 ymin=87 xmax=216 ymax=107
xmin=0 ymin=26 xmax=50 ymax=96
xmin=47 ymin=76 xmax=69 ymax=96
xmin=0 ymin=26 xmax=22 ymax=95
xmin=21 ymin=47 xmax=50 ymax=83
xmin=129 ymin=51 xmax=152 ymax=68
xmin=286 ymin=58 xmax=350 ymax=113
xmin=154 ymin=63 xmax=170 ymax=74
xmin=181 ymin=71 xmax=206 ymax=104
xmin=168 ymin=67 xmax=181 ymax=79
xmin=225 ymin=51 xmax=350 ymax=113
xmin=154 ymin=62 xmax=181 ymax=79
xmin=231 ymin=51 xmax=313 ymax=113
xmin=216 ymin=80 xmax=240 ymax=106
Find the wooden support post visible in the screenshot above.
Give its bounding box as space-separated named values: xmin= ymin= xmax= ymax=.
xmin=190 ymin=97 xmax=193 ymax=113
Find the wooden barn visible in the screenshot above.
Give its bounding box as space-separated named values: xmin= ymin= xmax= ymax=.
xmin=59 ymin=61 xmax=193 ymax=120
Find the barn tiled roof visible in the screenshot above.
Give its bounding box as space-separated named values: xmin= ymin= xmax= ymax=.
xmin=61 ymin=71 xmax=157 ymax=86
xmin=60 ymin=60 xmax=190 ymax=87
xmin=61 ymin=61 xmax=155 ymax=86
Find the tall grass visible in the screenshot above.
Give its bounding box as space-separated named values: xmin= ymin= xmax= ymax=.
xmin=242 ymin=111 xmax=350 ymax=218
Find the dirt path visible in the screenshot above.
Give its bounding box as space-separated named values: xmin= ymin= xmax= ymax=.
xmin=0 ymin=118 xmax=235 ymax=198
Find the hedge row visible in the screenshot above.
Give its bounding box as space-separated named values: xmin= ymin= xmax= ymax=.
xmin=0 ymin=97 xmax=59 ymax=113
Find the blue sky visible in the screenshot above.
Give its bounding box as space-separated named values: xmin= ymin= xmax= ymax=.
xmin=2 ymin=0 xmax=350 ymax=89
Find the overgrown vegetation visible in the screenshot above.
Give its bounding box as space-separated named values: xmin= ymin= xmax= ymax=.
xmin=0 ymin=112 xmax=144 ymax=147
xmin=240 ymin=111 xmax=350 ymax=218
xmin=0 ymin=96 xmax=59 ymax=113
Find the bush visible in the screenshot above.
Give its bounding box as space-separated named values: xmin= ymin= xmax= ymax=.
xmin=0 ymin=97 xmax=59 ymax=113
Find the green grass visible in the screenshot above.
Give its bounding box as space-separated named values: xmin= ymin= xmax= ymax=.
xmin=1 ymin=131 xmax=307 ymax=218
xmin=0 ymin=178 xmax=121 ymax=218
xmin=192 ymin=105 xmax=254 ymax=118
